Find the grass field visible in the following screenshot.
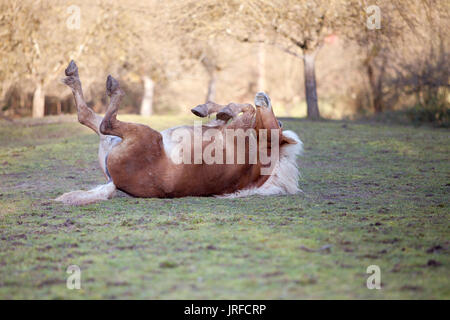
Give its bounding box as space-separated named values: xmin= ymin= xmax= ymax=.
xmin=0 ymin=115 xmax=448 ymax=299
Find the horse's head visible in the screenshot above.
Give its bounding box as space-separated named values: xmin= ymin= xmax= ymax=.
xmin=254 ymin=92 xmax=298 ymax=147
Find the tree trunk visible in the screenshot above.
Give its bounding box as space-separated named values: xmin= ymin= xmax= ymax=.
xmin=205 ymin=73 xmax=216 ymax=103
xmin=258 ymin=42 xmax=266 ymax=91
xmin=303 ymin=53 xmax=320 ymax=120
xmin=56 ymin=100 xmax=62 ymax=115
xmin=367 ymin=63 xmax=383 ymax=113
xmin=32 ymin=82 xmax=45 ymax=118
xmin=140 ymin=76 xmax=154 ymax=116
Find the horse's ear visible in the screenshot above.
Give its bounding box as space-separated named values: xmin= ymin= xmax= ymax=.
xmin=281 ymin=133 xmax=297 ymax=145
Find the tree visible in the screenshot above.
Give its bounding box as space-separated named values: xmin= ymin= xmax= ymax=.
xmin=140 ymin=76 xmax=155 ymax=116
xmin=0 ymin=1 xmax=46 ymax=117
xmin=344 ymin=1 xmax=406 ymax=113
xmin=201 ymin=55 xmax=220 ymax=103
xmin=0 ymin=1 xmax=175 ymax=117
xmin=171 ymin=0 xmax=356 ymax=120
xmin=0 ymin=1 xmax=116 ymax=117
xmin=346 ymin=0 xmax=449 ymax=113
xmin=90 ymin=1 xmax=178 ymax=116
xmin=178 ymin=40 xmax=222 ymax=103
xmin=257 ymin=42 xmax=266 ymax=91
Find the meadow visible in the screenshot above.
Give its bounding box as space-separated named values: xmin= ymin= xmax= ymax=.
xmin=0 ymin=115 xmax=448 ymax=299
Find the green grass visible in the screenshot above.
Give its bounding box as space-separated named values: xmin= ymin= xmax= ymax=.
xmin=0 ymin=115 xmax=448 ymax=299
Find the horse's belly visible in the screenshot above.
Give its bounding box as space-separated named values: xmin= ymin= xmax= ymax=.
xmin=106 ymin=127 xmax=262 ymax=198
xmin=111 ymin=162 xmax=258 ymax=198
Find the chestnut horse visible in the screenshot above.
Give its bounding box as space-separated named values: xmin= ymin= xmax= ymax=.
xmin=55 ymin=61 xmax=302 ymax=205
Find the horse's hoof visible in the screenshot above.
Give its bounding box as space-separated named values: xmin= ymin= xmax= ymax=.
xmin=106 ymin=75 xmax=120 ymax=96
xmin=65 ymin=60 xmax=79 ymax=77
xmin=254 ymin=92 xmax=272 ymax=109
xmin=191 ymin=104 xmax=208 ymax=117
xmin=217 ymin=106 xmax=235 ymax=122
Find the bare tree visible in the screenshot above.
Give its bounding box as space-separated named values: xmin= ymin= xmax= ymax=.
xmin=109 ymin=1 xmax=178 ymax=116
xmin=171 ymin=0 xmax=357 ymax=119
xmin=345 ymin=1 xmax=405 ymax=113
xmin=347 ymin=0 xmax=449 ymax=113
xmin=257 ymin=42 xmax=266 ymax=91
xmin=140 ymin=76 xmax=155 ymax=116
xmin=0 ymin=1 xmax=120 ymax=117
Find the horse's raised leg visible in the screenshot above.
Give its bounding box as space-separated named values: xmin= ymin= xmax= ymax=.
xmin=62 ymin=60 xmax=102 ymax=134
xmin=55 ymin=63 xmax=120 ymax=205
xmin=217 ymin=103 xmax=254 ymax=122
xmin=98 ymin=75 xmax=154 ymax=141
xmin=191 ymin=101 xmax=225 ymax=118
xmin=98 ymin=76 xmax=163 ymax=153
xmin=192 ymin=100 xmax=255 ymax=127
xmin=98 ymin=75 xmax=125 ymax=137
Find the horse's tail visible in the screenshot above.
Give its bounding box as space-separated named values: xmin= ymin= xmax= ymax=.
xmin=54 ymin=181 xmax=116 ymax=205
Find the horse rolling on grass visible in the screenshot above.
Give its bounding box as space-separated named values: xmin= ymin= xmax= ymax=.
xmin=55 ymin=61 xmax=302 ymax=205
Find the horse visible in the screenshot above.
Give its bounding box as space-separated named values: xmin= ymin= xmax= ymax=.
xmin=55 ymin=61 xmax=302 ymax=205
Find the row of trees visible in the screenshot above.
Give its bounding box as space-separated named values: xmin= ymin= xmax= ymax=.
xmin=0 ymin=0 xmax=176 ymax=118
xmin=0 ymin=0 xmax=448 ymax=120
xmin=173 ymin=0 xmax=448 ymax=119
